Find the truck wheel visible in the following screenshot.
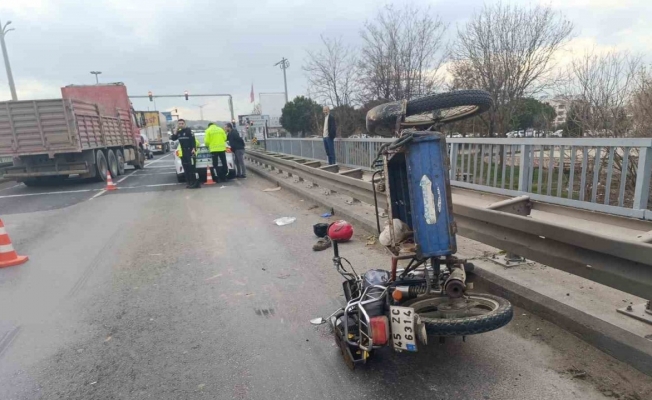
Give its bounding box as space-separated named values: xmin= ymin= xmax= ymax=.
xmin=107 ymin=150 xmax=119 ymax=179
xmin=134 ymin=151 xmax=145 ymax=170
xmin=95 ymin=150 xmax=108 ymax=182
xmin=23 ymin=179 xmax=43 ymax=187
xmin=115 ymin=149 xmax=126 ymax=175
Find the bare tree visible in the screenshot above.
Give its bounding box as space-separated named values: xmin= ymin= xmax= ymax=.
xmin=559 ymin=50 xmax=644 ymax=203
xmin=303 ymin=36 xmax=358 ymax=107
xmin=630 ymin=65 xmax=652 ymax=138
xmin=560 ymin=50 xmax=642 ymax=138
xmin=450 ymin=2 xmax=574 ymax=136
xmin=358 ymin=4 xmax=448 ymax=103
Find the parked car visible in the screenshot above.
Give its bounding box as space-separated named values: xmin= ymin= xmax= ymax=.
xmin=173 ymin=131 xmax=235 ymax=183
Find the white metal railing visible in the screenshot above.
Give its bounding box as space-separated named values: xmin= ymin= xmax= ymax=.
xmin=262 ymin=137 xmax=652 ymax=220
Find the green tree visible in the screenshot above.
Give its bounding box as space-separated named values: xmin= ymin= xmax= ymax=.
xmin=560 ymin=103 xmax=584 ymax=137
xmin=509 ymin=98 xmax=556 ymax=131
xmin=331 ymin=105 xmax=365 ymax=137
xmin=280 ymin=96 xmax=323 ymax=137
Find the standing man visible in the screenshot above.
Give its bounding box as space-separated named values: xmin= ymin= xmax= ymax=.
xmin=204 ymin=122 xmax=228 ymax=182
xmin=322 ymin=106 xmax=337 ymax=165
xmin=170 ymin=119 xmax=200 ymax=189
xmin=226 ymin=123 xmax=246 ymax=178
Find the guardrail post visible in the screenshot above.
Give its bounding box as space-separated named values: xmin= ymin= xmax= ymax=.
xmin=487 ymin=195 xmax=532 ymax=267
xmin=633 ymin=146 xmax=652 ymax=210
xmin=518 ymin=145 xmax=531 ymax=192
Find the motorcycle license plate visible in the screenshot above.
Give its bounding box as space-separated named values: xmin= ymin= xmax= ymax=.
xmin=390 ymin=306 xmax=417 ymax=352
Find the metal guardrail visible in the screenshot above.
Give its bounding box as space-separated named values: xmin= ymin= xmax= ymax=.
xmin=265 ymin=137 xmax=652 ymax=220
xmin=245 ymin=149 xmax=652 ymax=300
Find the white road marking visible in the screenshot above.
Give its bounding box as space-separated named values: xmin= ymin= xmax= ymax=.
xmin=117 ymin=171 xmax=136 ymax=183
xmin=124 ymin=172 xmax=177 ymax=176
xmin=144 ymin=153 xmax=173 ymax=166
xmin=89 ymin=190 xmax=107 ymax=200
xmin=120 ymin=183 xmax=183 ymax=188
xmin=115 ymin=154 xmax=175 ymax=184
xmin=0 ymin=188 xmax=100 ymax=199
xmin=0 ymin=183 xmax=22 ymax=192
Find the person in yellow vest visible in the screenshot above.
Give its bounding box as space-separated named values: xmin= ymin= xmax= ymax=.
xmin=177 ymin=138 xmax=201 ymax=157
xmin=176 ymin=136 xmax=201 ymax=187
xmin=204 ymin=123 xmax=228 ymax=182
xmin=170 ymin=119 xmax=200 ymax=189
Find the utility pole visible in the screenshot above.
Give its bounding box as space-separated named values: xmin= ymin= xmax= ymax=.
xmin=274 ymin=57 xmax=290 ymax=103
xmin=90 ymin=71 xmax=102 ymax=84
xmin=0 ymin=19 xmax=17 ymax=101
xmin=228 ymin=96 xmax=234 ymax=124
xmin=194 ymin=104 xmax=206 ymax=121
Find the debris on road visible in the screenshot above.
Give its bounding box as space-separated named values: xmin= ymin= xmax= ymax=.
xmin=321 ymin=212 xmax=332 ymax=218
xmin=313 ymin=237 xmax=332 ymax=251
xmin=204 ymin=273 xmax=222 ymax=282
xmin=365 ymin=235 xmax=377 ymax=246
xmin=274 ymin=217 xmax=296 ymax=226
xmin=379 ymin=218 xmax=409 ymax=246
xmin=263 ymin=186 xmax=281 ymax=192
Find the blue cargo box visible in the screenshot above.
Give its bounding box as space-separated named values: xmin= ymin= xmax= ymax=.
xmin=386 ymin=132 xmax=456 ymax=257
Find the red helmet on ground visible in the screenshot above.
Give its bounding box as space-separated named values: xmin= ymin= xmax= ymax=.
xmin=328 ymin=220 xmax=353 ymax=242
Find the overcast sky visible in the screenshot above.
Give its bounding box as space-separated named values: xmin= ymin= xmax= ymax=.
xmin=1 ymin=0 xmax=651 ymax=120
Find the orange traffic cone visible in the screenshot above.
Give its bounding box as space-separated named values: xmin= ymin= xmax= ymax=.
xmin=106 ymin=171 xmax=117 ymax=191
xmin=0 ymin=219 xmax=28 ymax=268
xmin=205 ymin=165 xmax=215 ymax=185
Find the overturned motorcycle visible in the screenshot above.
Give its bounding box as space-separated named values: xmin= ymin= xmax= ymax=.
xmin=311 ymin=90 xmax=513 ymax=369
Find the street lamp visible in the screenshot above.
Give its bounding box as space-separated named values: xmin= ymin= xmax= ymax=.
xmin=0 ymin=19 xmax=17 ymax=101
xmin=274 ymin=57 xmax=290 ymax=103
xmin=90 ymin=71 xmax=102 ymax=84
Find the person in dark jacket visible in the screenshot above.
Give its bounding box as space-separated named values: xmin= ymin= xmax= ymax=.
xmin=322 ymin=106 xmax=337 ymax=165
xmin=226 ymin=123 xmax=246 ymax=178
xmin=170 ymin=119 xmax=200 ymax=189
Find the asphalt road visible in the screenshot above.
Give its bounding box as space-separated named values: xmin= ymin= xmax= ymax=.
xmin=0 ymin=154 xmax=650 ymax=400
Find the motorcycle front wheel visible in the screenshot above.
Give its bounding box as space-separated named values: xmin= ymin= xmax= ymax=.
xmin=401 ymin=293 xmax=513 ymax=337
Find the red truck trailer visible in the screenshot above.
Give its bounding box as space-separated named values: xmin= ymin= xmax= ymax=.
xmin=0 ymin=83 xmax=145 ymax=185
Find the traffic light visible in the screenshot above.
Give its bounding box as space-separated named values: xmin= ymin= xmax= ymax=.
xmin=184 ymin=91 xmax=189 ymax=100
xmin=148 ymin=91 xmax=153 ymax=102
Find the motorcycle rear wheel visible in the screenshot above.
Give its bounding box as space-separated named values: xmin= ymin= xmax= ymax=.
xmin=401 ymin=293 xmax=513 ymax=337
